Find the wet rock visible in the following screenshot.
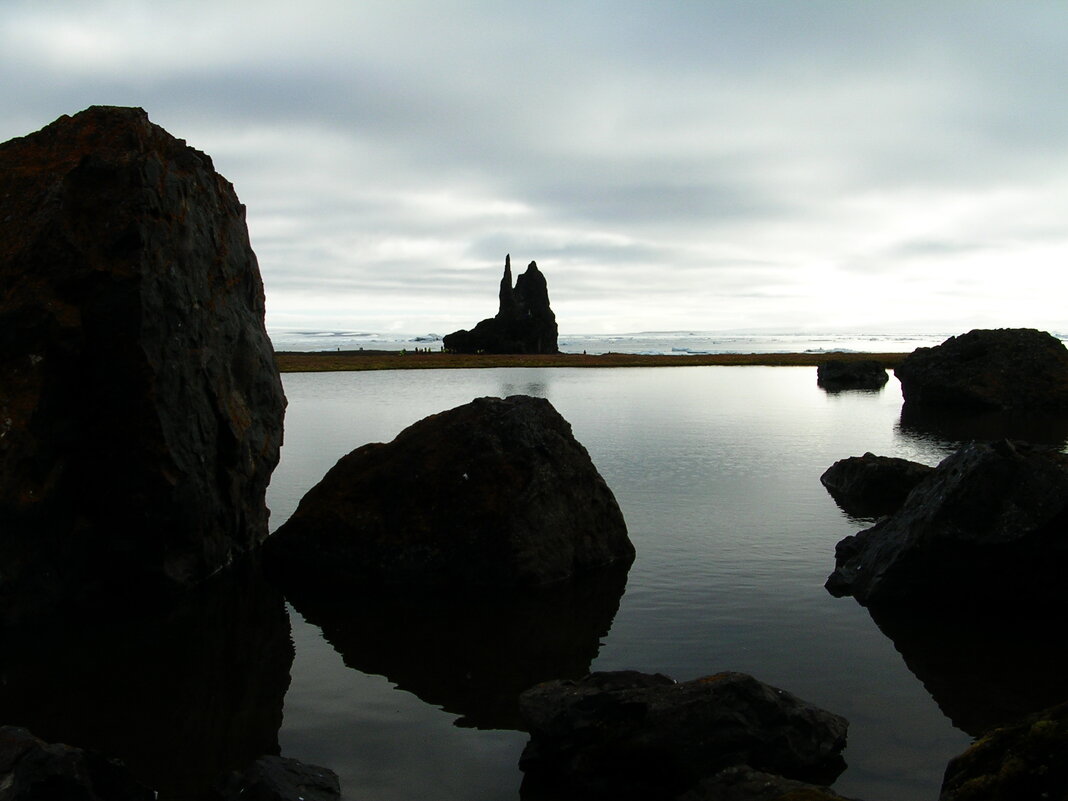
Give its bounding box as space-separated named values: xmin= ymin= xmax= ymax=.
xmin=816 ymin=360 xmax=889 ymax=391
xmin=678 ymin=765 xmax=863 ymax=801
xmin=895 ymin=328 xmax=1068 ymax=411
xmin=518 ymin=671 xmax=849 ymax=801
xmin=0 ymin=726 xmax=153 ymax=801
xmin=940 ymin=701 xmax=1068 ymax=801
xmin=826 ymin=440 xmax=1068 ymax=609
xmin=820 ymin=452 xmax=934 ymax=518
xmin=268 ymin=395 xmax=632 ymax=590
xmin=0 ymin=106 xmax=286 ymax=627
xmin=443 ymin=255 xmax=559 ymax=353
xmin=213 ymin=755 xmax=341 ymax=801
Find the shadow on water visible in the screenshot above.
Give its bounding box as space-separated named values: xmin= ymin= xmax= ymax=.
xmin=0 ymin=558 xmax=293 ymax=801
xmin=869 ymin=606 xmax=1068 ymax=737
xmin=897 ymin=403 xmax=1068 ymax=451
xmin=284 ymin=564 xmax=631 ymax=731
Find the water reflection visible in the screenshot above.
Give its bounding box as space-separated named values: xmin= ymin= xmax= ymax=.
xmin=285 ymin=565 xmax=630 ymax=731
xmin=869 ymin=606 xmax=1068 ymax=737
xmin=0 ymin=558 xmax=293 ymax=800
xmin=898 ymin=403 xmax=1068 ymax=451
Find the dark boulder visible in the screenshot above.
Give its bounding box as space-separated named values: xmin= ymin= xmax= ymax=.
xmin=940 ymin=701 xmax=1068 ymax=801
xmin=816 ymin=359 xmax=889 ymax=391
xmin=826 ymin=440 xmax=1068 ymax=609
xmin=213 ymin=756 xmax=341 ymax=801
xmin=443 ymin=255 xmax=559 ymax=353
xmin=0 ymin=726 xmax=153 ymax=801
xmin=0 ymin=106 xmax=286 ymax=626
xmin=820 ymin=452 xmax=934 ymax=518
xmin=678 ymin=765 xmax=864 ymax=801
xmin=895 ymin=328 xmax=1068 ymax=410
xmin=268 ymin=395 xmax=632 ymax=590
xmin=518 ymin=671 xmax=849 ymax=801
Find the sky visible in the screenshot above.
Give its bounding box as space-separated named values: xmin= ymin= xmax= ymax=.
xmin=2 ymin=1 xmax=1066 ymax=337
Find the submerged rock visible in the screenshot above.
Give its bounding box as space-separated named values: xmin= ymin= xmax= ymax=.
xmin=826 ymin=440 xmax=1068 ymax=609
xmin=518 ymin=671 xmax=849 ymax=801
xmin=0 ymin=106 xmax=286 ymax=626
xmin=268 ymin=395 xmax=632 ymax=590
xmin=213 ymin=756 xmax=341 ymax=801
xmin=816 ymin=360 xmax=889 ymax=391
xmin=820 ymin=452 xmax=934 ymax=519
xmin=895 ymin=328 xmax=1068 ymax=411
xmin=443 ymin=255 xmax=559 ymax=353
xmin=0 ymin=726 xmax=154 ymax=801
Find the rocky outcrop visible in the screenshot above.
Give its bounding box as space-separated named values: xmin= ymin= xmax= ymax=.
xmin=816 ymin=360 xmax=889 ymax=391
xmin=0 ymin=106 xmax=286 ymax=626
xmin=268 ymin=395 xmax=632 ymax=590
xmin=678 ymin=766 xmax=863 ymax=801
xmin=820 ymin=452 xmax=934 ymax=519
xmin=443 ymin=255 xmax=559 ymax=353
xmin=0 ymin=726 xmax=153 ymax=801
xmin=518 ymin=671 xmax=849 ymax=801
xmin=213 ymin=756 xmax=341 ymax=801
xmin=940 ymin=701 xmax=1068 ymax=801
xmin=895 ymin=328 xmax=1068 ymax=410
xmin=826 ymin=440 xmax=1068 ymax=609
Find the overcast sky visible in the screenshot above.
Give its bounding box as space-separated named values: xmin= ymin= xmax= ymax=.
xmin=3 ymin=2 xmax=1066 ymax=336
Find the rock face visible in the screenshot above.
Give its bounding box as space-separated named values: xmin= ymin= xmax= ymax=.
xmin=826 ymin=440 xmax=1068 ymax=609
xmin=213 ymin=756 xmax=341 ymax=801
xmin=442 ymin=255 xmax=558 ymax=353
xmin=940 ymin=701 xmax=1068 ymax=801
xmin=0 ymin=106 xmax=286 ymax=626
xmin=268 ymin=395 xmax=632 ymax=590
xmin=816 ymin=360 xmax=889 ymax=391
xmin=518 ymin=671 xmax=849 ymax=801
xmin=895 ymin=328 xmax=1068 ymax=410
xmin=0 ymin=726 xmax=154 ymax=801
xmin=820 ymin=452 xmax=934 ymax=519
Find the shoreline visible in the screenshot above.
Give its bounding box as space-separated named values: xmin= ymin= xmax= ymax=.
xmin=275 ymin=350 xmax=907 ymax=373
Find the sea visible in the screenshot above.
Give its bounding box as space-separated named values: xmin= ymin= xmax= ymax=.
xmin=4 ymin=348 xmax=1068 ymax=801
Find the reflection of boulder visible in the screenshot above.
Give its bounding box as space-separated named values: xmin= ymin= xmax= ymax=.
xmin=869 ymin=607 xmax=1068 ymax=737
xmin=0 ymin=559 xmax=293 ymax=800
xmin=285 ymin=564 xmax=630 ymax=730
xmin=0 ymin=107 xmax=286 ymax=627
xmin=826 ymin=440 xmax=1068 ymax=610
xmin=820 ymin=452 xmax=933 ymax=519
xmin=269 ymin=395 xmax=633 ymax=590
xmin=895 ymin=328 xmax=1068 ymax=410
xmin=816 ymin=360 xmax=888 ymax=391
xmin=443 ymin=255 xmax=559 ymax=354
xmin=518 ymin=671 xmax=849 ymax=801
xmin=898 ymin=402 xmax=1068 ymax=450
xmin=941 ymin=701 xmax=1068 ymax=801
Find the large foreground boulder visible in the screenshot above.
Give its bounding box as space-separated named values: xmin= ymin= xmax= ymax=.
xmin=443 ymin=255 xmax=559 ymax=353
xmin=268 ymin=395 xmax=632 ymax=590
xmin=0 ymin=106 xmax=286 ymax=626
xmin=678 ymin=766 xmax=863 ymax=801
xmin=816 ymin=359 xmax=888 ymax=391
xmin=213 ymin=756 xmax=341 ymax=801
xmin=820 ymin=452 xmax=934 ymax=518
xmin=895 ymin=328 xmax=1068 ymax=410
xmin=826 ymin=440 xmax=1068 ymax=609
xmin=518 ymin=671 xmax=849 ymax=801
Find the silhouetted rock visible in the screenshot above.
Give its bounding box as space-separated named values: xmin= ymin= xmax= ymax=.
xmin=213 ymin=756 xmax=341 ymax=801
xmin=268 ymin=395 xmax=632 ymax=590
xmin=941 ymin=701 xmax=1068 ymax=801
xmin=897 ymin=402 xmax=1068 ymax=451
xmin=284 ymin=563 xmax=629 ymax=730
xmin=0 ymin=106 xmax=286 ymax=627
xmin=443 ymin=255 xmax=559 ymax=353
xmin=895 ymin=328 xmax=1068 ymax=411
xmin=826 ymin=440 xmax=1068 ymax=609
xmin=820 ymin=452 xmax=934 ymax=519
xmin=0 ymin=726 xmax=154 ymax=801
xmin=678 ymin=766 xmax=864 ymax=801
xmin=518 ymin=671 xmax=849 ymax=801
xmin=816 ymin=360 xmax=889 ymax=391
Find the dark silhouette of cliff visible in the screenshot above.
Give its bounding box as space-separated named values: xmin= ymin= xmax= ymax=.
xmin=443 ymin=255 xmax=559 ymax=354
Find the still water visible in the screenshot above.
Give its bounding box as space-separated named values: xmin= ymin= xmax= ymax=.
xmin=266 ymin=365 xmax=1067 ymax=801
